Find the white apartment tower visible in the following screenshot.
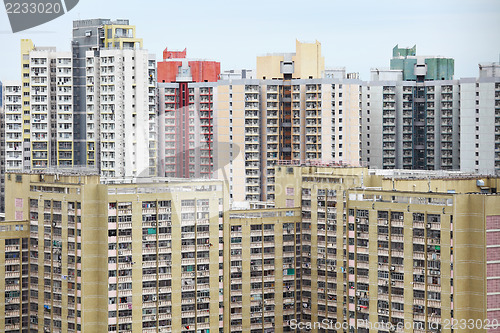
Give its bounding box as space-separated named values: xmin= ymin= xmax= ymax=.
xmin=3 ymin=81 xmax=23 ymax=171
xmin=27 ymin=44 xmax=74 ymax=169
xmin=3 ymin=41 xmax=74 ymax=171
xmin=85 ymin=49 xmax=157 ymax=178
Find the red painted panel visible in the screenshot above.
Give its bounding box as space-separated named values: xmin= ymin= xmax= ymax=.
xmin=188 ymin=61 xmax=221 ymax=83
xmin=157 ymin=61 xmax=182 ymax=83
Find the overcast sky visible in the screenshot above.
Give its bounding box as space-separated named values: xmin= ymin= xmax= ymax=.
xmin=0 ymin=0 xmax=499 ymax=82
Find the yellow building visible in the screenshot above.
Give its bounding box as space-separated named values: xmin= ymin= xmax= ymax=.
xmin=0 ymin=220 xmax=30 ymax=332
xmin=3 ymin=166 xmax=499 ymax=333
xmin=3 ymin=172 xmax=226 ymax=333
xmin=256 ymin=40 xmax=325 ymax=80
xmin=273 ymin=164 xmax=500 ymax=333
xmin=223 ymin=208 xmax=301 ymax=332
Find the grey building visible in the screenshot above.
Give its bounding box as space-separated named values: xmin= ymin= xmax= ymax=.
xmin=361 ymin=75 xmax=461 ymax=170
xmin=71 ymin=18 xmax=138 ymax=166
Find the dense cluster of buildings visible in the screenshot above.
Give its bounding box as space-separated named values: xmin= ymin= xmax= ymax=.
xmin=1 ymin=17 xmax=500 ymax=333
xmin=1 ymin=19 xmax=500 ymax=206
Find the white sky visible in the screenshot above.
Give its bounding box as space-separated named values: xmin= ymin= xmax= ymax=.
xmin=0 ymin=0 xmax=499 ymax=81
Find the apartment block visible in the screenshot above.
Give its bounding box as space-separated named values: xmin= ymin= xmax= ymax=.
xmin=0 ymin=219 xmax=30 ymax=332
xmin=85 ymin=48 xmax=157 ymax=177
xmin=361 ymin=78 xmax=460 ymax=170
xmin=3 ymin=172 xmax=226 ymax=333
xmin=3 ymin=80 xmax=23 ymax=174
xmin=361 ymin=46 xmax=500 ymax=174
xmin=72 ymin=19 xmax=144 ymax=166
xmin=223 ymin=208 xmax=302 ymax=332
xmin=1 ymin=165 xmax=500 ymax=333
xmin=459 ymin=76 xmax=500 ymax=173
xmin=8 ymin=40 xmax=75 ymax=170
xmin=156 ymin=80 xmax=216 ymax=179
xmin=0 ymin=81 xmax=4 ymax=214
xmin=157 ymin=41 xmax=361 ymax=204
xmin=272 ymin=163 xmax=500 ymax=333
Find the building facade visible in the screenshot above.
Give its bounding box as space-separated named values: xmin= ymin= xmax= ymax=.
xmin=72 ymin=19 xmax=144 ymax=166
xmin=3 ymin=172 xmax=226 ymax=333
xmin=1 ymin=166 xmax=500 ymax=333
xmin=157 ymin=41 xmax=362 ymax=204
xmin=273 ymin=164 xmax=500 ymax=333
xmin=84 ymin=48 xmax=157 ymax=178
xmin=5 ymin=40 xmax=75 ymax=171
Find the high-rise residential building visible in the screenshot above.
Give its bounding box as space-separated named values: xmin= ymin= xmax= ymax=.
xmin=2 ymin=81 xmax=23 ymax=172
xmin=361 ymin=48 xmax=500 ymax=174
xmin=13 ymin=40 xmax=75 ymax=170
xmin=2 ymin=172 xmax=226 ymax=333
xmin=0 ymin=81 xmax=5 ymax=214
xmin=72 ymin=19 xmax=144 ymax=166
xmin=459 ymin=71 xmax=500 ymax=174
xmin=364 ymin=44 xmax=459 ymax=171
xmin=1 ymin=165 xmax=500 ymax=333
xmin=272 ymin=164 xmax=500 ymax=333
xmin=85 ymin=47 xmax=157 ymax=178
xmin=71 ymin=19 xmax=157 ymax=178
xmin=361 ymin=76 xmax=461 ymax=171
xmin=223 ymin=207 xmax=302 ymax=332
xmin=4 ymin=20 xmax=156 ymax=177
xmin=157 ymin=41 xmax=362 ymax=204
xmin=156 ymin=47 xmax=220 ymax=179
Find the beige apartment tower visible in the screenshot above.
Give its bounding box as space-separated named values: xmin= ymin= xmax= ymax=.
xmin=2 ymin=166 xmax=499 ymax=333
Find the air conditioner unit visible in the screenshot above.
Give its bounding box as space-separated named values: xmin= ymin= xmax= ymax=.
xmin=399 ymin=215 xmax=403 ymax=220
xmin=384 ymin=221 xmax=388 ymax=225
xmin=390 ymin=266 xmax=395 ymax=271
xmin=167 ymin=222 xmax=171 ymax=226
xmin=159 ymin=222 xmax=163 ymax=226
xmin=427 ymin=223 xmax=432 ymax=229
xmin=118 ymin=250 xmax=123 ymax=255
xmin=152 ymin=222 xmax=156 ymax=227
xmin=355 ymin=291 xmax=360 ymax=297
xmin=357 ymin=306 xmax=361 ymax=311
xmin=152 ymin=296 xmax=157 ymax=301
xmin=355 ymin=218 xmax=360 ymax=223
